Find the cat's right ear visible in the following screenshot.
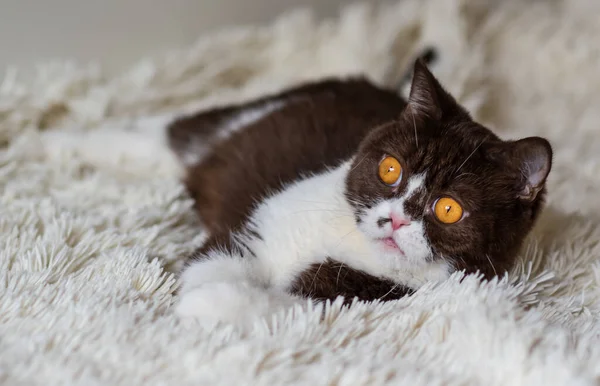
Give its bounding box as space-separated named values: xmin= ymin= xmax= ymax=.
xmin=406 ymin=59 xmax=467 ymax=122
xmin=509 ymin=137 xmax=553 ymax=202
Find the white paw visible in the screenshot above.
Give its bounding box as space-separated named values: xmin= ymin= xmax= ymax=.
xmin=175 ymin=282 xmax=302 ymax=329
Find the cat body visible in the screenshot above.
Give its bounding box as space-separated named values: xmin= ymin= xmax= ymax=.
xmin=169 ymin=79 xmax=406 ymax=239
xmin=169 ymin=61 xmax=552 ymax=327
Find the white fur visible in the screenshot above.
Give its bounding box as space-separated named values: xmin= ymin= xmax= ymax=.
xmin=216 ymin=100 xmax=286 ymax=141
xmin=40 ymin=113 xmax=186 ymax=178
xmin=176 ymin=250 xmax=303 ymax=329
xmin=177 ymin=165 xmax=451 ymax=324
xmin=177 ymin=100 xmax=286 ymax=166
xmin=179 ymin=137 xmax=207 ymax=166
xmin=39 ymin=101 xmax=285 ymax=172
xmin=355 ymin=173 xmax=451 ymax=287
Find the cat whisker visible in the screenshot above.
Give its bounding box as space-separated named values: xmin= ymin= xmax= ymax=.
xmin=455 ymin=139 xmax=486 ymax=174
xmin=455 ymin=255 xmax=468 ymax=270
xmin=328 ymin=215 xmax=359 ymax=222
xmin=347 ymin=196 xmax=373 ymax=209
xmin=453 ymin=172 xmax=477 ymax=181
xmin=309 ymin=261 xmax=326 ymax=292
xmin=297 ymin=271 xmax=308 ymax=295
xmin=438 ymin=254 xmax=456 ymax=271
xmin=378 ymin=282 xmax=401 ymax=301
xmin=289 ymin=209 xmax=352 ymax=215
xmin=485 ymin=254 xmax=498 ymax=276
xmin=436 ymin=249 xmax=466 ymax=271
xmin=290 ymin=199 xmax=346 ymax=205
xmin=422 ymin=190 xmax=434 ymax=216
xmin=350 ymin=153 xmax=370 ymax=173
xmin=333 ymin=228 xmax=359 ymax=249
xmin=335 ymin=262 xmax=345 ymax=289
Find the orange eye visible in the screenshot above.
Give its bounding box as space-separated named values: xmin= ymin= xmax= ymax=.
xmin=433 ymin=197 xmax=464 ymax=224
xmin=378 ymin=156 xmax=402 ymax=186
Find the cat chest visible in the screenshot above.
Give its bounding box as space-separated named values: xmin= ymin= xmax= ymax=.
xmin=242 ymin=164 xmax=370 ymax=287
xmin=248 ymin=205 xmax=368 ymax=288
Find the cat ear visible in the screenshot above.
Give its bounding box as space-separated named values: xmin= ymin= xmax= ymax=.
xmin=509 ymin=137 xmax=553 ymax=201
xmin=407 ymin=59 xmax=464 ymax=121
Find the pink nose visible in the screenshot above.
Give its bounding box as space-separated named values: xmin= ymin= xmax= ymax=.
xmin=391 ymin=215 xmax=410 ymax=230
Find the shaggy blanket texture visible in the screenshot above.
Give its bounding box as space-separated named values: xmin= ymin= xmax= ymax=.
xmin=1 ymin=0 xmax=600 ymax=384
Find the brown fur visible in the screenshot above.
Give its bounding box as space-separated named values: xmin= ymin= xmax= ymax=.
xmin=289 ymin=259 xmax=414 ymax=304
xmin=168 ymin=59 xmax=552 ymax=301
xmin=345 ymin=62 xmax=551 ymax=278
xmin=169 ymin=79 xmax=407 ymax=254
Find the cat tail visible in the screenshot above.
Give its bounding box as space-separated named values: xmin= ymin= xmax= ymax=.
xmin=39 ymin=112 xmax=187 ymax=178
xmin=39 ymin=102 xmax=238 ymax=178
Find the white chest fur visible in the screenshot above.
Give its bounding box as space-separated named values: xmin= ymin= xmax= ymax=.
xmin=176 ymin=161 xmax=451 ymax=327
xmin=176 ymin=161 xmax=381 ymax=327
xmin=240 ymin=161 xmax=384 ymax=290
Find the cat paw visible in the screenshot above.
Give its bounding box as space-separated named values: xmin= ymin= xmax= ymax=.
xmin=175 ymin=282 xmax=302 ymax=329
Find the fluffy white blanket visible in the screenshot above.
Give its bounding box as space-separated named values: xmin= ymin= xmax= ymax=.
xmin=2 ymin=0 xmax=600 ymax=384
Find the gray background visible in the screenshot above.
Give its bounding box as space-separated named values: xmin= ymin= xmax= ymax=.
xmin=0 ymin=0 xmax=359 ymax=74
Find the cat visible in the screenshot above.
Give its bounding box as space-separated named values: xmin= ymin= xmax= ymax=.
xmin=166 ymin=58 xmax=552 ymax=327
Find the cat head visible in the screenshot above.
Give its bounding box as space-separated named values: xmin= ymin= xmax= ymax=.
xmin=345 ymin=60 xmax=552 ymax=284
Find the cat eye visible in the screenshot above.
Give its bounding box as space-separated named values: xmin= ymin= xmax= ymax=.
xmin=378 ymin=156 xmax=403 ymax=186
xmin=433 ymin=197 xmax=464 ymax=224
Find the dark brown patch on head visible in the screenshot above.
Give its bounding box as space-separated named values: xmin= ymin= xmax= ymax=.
xmin=345 ymin=59 xmax=553 ymax=278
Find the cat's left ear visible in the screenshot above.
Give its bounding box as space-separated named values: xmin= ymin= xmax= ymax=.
xmin=509 ymin=137 xmax=553 ymax=201
xmin=407 ymin=59 xmax=468 ymax=121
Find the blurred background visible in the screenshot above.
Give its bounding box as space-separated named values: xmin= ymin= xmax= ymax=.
xmin=0 ymin=0 xmax=359 ymax=74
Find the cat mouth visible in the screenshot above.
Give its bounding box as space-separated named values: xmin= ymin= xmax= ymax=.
xmin=380 ymin=237 xmax=405 ymax=255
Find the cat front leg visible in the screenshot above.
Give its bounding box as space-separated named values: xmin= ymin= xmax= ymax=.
xmin=175 ymin=251 xmax=305 ymax=329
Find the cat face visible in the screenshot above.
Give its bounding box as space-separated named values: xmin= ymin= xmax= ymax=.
xmin=345 ymin=60 xmax=552 ymax=282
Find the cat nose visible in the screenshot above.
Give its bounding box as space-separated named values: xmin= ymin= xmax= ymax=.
xmin=391 ymin=214 xmax=410 ymax=230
